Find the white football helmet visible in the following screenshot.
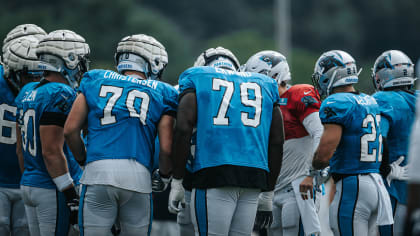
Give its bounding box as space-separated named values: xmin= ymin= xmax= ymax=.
xmin=194 ymin=47 xmax=240 ymax=71
xmin=242 ymin=50 xmax=291 ymax=85
xmin=2 ymin=24 xmax=46 ymax=56
xmin=3 ymin=36 xmax=43 ymax=91
xmin=115 ymin=34 xmax=168 ymax=80
xmin=36 ymin=30 xmax=90 ymax=89
xmin=371 ymin=50 xmax=415 ymax=91
xmin=312 ymin=50 xmax=361 ymax=97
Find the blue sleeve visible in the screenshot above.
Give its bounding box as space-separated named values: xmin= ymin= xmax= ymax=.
xmin=380 ymin=116 xmax=390 ymax=138
xmin=78 ymin=71 xmax=94 ymax=96
xmin=162 ymin=85 xmax=178 ymax=116
xmin=44 ymin=87 xmax=76 ymax=115
xmin=178 ymin=68 xmax=197 ymax=97
xmin=319 ymin=96 xmax=352 ymax=125
xmin=271 ymin=80 xmax=280 ymax=105
xmin=373 ymin=92 xmax=394 ymax=125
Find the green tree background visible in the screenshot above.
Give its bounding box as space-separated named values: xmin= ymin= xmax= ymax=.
xmin=1 ymin=0 xmax=418 ymax=94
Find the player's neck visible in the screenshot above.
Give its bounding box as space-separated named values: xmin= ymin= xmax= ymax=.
xmin=124 ymin=71 xmax=146 ymax=80
xmin=45 ymin=72 xmax=68 ymax=85
xmin=332 ymin=85 xmax=355 ymax=94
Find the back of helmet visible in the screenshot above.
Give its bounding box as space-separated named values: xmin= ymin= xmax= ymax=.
xmin=243 ymin=50 xmax=290 ymax=85
xmin=115 ymin=34 xmax=168 ymax=80
xmin=372 ymin=50 xmax=415 ymax=91
xmin=36 ymin=30 xmax=90 ymax=89
xmin=312 ymin=50 xmax=360 ymax=97
xmin=194 ymin=46 xmax=240 ymax=71
xmin=3 ymin=36 xmax=43 ymax=91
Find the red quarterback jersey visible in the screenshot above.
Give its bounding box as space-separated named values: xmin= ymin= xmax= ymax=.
xmin=279 ymin=84 xmax=321 ymax=140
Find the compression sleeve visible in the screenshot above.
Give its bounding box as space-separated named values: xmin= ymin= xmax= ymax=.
xmin=302 ymin=112 xmax=324 ymax=153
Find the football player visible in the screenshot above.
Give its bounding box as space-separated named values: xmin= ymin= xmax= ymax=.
xmin=406 ymin=81 xmax=420 ymax=235
xmin=243 ymin=50 xmax=323 ymax=236
xmin=169 ymin=47 xmax=285 ymax=235
xmin=302 ymin=50 xmax=394 ymax=235
xmin=64 ymin=34 xmax=178 ymax=235
xmin=15 ymin=30 xmax=88 ymax=236
xmin=172 ymin=48 xmax=242 ymax=236
xmin=371 ymin=50 xmax=416 ymax=236
xmin=0 ymin=24 xmax=46 ymax=236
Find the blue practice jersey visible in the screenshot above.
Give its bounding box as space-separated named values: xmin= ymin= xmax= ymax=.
xmin=373 ymin=90 xmax=416 ymax=204
xmin=0 ymin=65 xmax=21 ymax=188
xmin=320 ymin=92 xmax=382 ymax=174
xmin=178 ymin=66 xmax=280 ymax=173
xmin=79 ymin=70 xmax=178 ymax=171
xmin=15 ymin=81 xmax=82 ymax=189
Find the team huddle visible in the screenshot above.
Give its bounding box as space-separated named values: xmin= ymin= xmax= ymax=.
xmin=0 ymin=23 xmax=416 ymax=236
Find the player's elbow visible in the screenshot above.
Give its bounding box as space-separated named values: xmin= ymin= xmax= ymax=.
xmin=63 ymin=123 xmax=79 ymax=141
xmin=175 ymin=120 xmax=194 ymax=138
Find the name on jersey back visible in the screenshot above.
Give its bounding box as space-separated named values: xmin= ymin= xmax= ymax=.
xmin=103 ymin=71 xmax=158 ymax=90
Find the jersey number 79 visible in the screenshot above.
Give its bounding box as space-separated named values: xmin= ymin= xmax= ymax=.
xmin=212 ymin=78 xmax=262 ymax=128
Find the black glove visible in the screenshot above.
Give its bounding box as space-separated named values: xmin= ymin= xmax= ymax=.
xmin=254 ymin=211 xmax=273 ymax=230
xmin=151 ymin=169 xmax=171 ymax=192
xmin=254 ymin=191 xmax=274 ymax=230
xmin=63 ymin=187 xmax=79 ymax=225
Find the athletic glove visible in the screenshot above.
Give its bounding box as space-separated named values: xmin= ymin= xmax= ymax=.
xmin=315 ymin=166 xmax=330 ymax=192
xmin=152 ymin=169 xmax=171 ymax=192
xmin=254 ymin=191 xmax=274 ymax=230
xmin=63 ymin=187 xmax=79 ymax=225
xmin=168 ymin=178 xmax=185 ymax=214
xmin=387 ymin=156 xmax=409 ymax=186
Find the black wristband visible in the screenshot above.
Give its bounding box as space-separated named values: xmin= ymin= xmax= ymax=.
xmin=158 ymin=169 xmax=171 ymax=179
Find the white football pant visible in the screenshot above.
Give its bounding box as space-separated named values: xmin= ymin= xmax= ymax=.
xmin=0 ymin=187 xmax=29 ymax=236
xmin=79 ymin=184 xmax=151 ymax=236
xmin=190 ymin=187 xmax=259 ymax=236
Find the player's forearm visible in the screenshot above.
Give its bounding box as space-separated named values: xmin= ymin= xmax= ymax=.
xmin=312 ymin=124 xmax=342 ymax=170
xmin=267 ymin=105 xmax=285 ymax=190
xmin=43 ymin=150 xmax=70 ymax=178
xmin=158 ymin=115 xmax=175 ymax=176
xmin=17 ymin=149 xmax=24 ymax=173
xmin=312 ymin=150 xmax=330 ymax=170
xmin=16 ymin=124 xmax=25 ymax=173
xmin=172 ymin=92 xmax=197 ymax=179
xmin=267 ymin=144 xmax=283 ymax=190
xmin=172 ymin=128 xmax=192 ymax=179
xmin=64 ymin=130 xmax=86 ymax=164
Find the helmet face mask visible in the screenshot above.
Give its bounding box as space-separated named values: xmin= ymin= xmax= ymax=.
xmin=371 ymin=50 xmax=415 ymax=91
xmin=36 ymin=30 xmax=90 ymax=89
xmin=243 ymin=50 xmax=290 ymax=85
xmin=312 ymin=50 xmax=359 ymax=98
